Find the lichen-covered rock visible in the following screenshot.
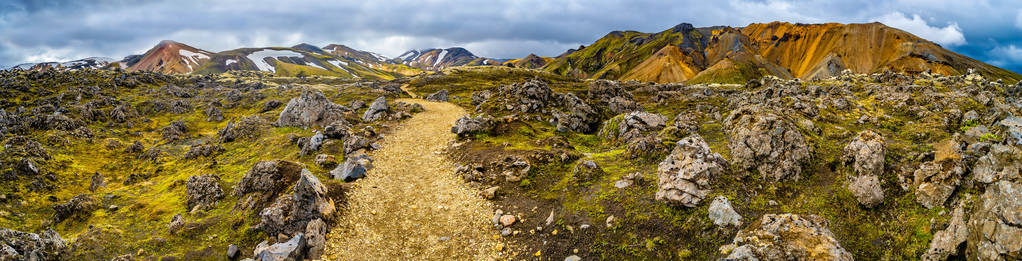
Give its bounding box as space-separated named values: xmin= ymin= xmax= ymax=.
xmin=0 ymin=228 xmax=68 ymax=261
xmin=160 ymin=120 xmax=187 ymax=141
xmin=471 ymin=90 xmax=493 ymax=106
xmin=843 ymin=130 xmax=886 ymax=177
xmin=848 ymin=174 xmax=884 ymax=208
xmin=314 ymin=154 xmax=337 ymax=169
xmin=52 ymin=194 xmax=98 ymax=223
xmin=425 ymin=89 xmax=449 ymax=102
xmin=602 ymin=111 xmax=667 ymax=144
xmin=298 ymin=132 xmax=325 ymax=156
xmin=252 ymin=233 xmax=307 ymax=261
xmin=922 ymin=199 xmax=969 ymax=261
xmin=184 ymin=144 xmax=225 ymax=159
xmin=451 ymin=114 xmax=492 ymax=137
xmin=304 ymin=218 xmax=328 ymax=260
xmin=587 ymin=80 xmax=640 ymax=114
xmin=656 ymin=134 xmax=727 ymax=207
xmin=708 ymin=196 xmax=742 ymax=227
xmin=572 ymin=160 xmax=603 ymax=182
xmin=625 ymin=135 xmax=666 ymax=158
xmin=259 ymin=169 xmax=336 ymax=236
xmin=275 ymin=89 xmax=348 ymax=128
xmin=914 ymin=139 xmax=964 ymax=209
xmin=973 ymin=144 xmax=1022 ymax=184
xmin=361 ymin=96 xmax=388 ymax=122
xmin=997 ymin=117 xmax=1022 ymax=146
xmin=185 ymin=174 xmax=224 ymax=211
xmin=322 ymin=120 xmax=351 ymax=139
xmin=218 ymin=115 xmax=267 ymax=143
xmin=234 ymin=160 xmax=304 ymax=210
xmin=330 ymin=154 xmax=373 ymax=182
xmin=725 ymin=105 xmax=811 ymax=181
xmin=553 ymin=93 xmax=600 ymax=133
xmin=720 ymin=214 xmax=853 ymax=261
xmin=967 ymin=180 xmax=1022 ymax=260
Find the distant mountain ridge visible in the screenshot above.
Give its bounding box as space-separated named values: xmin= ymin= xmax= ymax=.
xmin=8 ymin=21 xmax=1020 ymax=83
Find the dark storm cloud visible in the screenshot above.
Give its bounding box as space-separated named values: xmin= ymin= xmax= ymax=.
xmin=2 ymin=0 xmax=1021 ymax=73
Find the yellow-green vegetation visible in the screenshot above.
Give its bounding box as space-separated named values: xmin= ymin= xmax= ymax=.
xmin=409 ymin=68 xmax=987 ymax=260
xmin=0 ymin=69 xmax=409 ymax=259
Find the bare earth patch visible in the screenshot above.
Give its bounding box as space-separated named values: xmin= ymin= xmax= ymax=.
xmin=323 ymin=99 xmax=501 ymax=260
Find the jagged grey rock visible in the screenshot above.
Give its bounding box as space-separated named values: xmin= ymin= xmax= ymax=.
xmin=967 ymin=180 xmax=1022 ymax=260
xmin=259 ymin=169 xmax=336 ymax=237
xmin=275 ymin=89 xmax=347 ymax=128
xmin=185 ymin=174 xmax=224 ymax=211
xmin=725 ymin=105 xmax=811 ymax=181
xmin=720 ymin=214 xmax=853 ymax=261
xmin=252 ymin=233 xmax=307 ymax=261
xmin=425 ymin=89 xmax=449 ymax=102
xmin=848 ymin=174 xmax=884 ymax=208
xmin=708 ymin=196 xmax=742 ymax=227
xmin=0 ymin=228 xmax=68 ymax=261
xmin=843 ymin=130 xmax=886 ymax=177
xmin=361 ymin=96 xmax=388 ymax=122
xmin=656 ymin=134 xmax=727 ymax=207
xmin=922 ymin=199 xmax=969 ymax=261
xmin=451 ymin=114 xmax=492 ymax=136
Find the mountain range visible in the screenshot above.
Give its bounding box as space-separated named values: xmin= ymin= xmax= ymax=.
xmin=8 ymin=21 xmax=1021 ymax=83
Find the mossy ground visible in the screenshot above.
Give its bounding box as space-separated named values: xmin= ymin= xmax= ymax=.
xmin=0 ymin=70 xmax=410 ymax=259
xmin=407 ymin=68 xmax=979 ymax=260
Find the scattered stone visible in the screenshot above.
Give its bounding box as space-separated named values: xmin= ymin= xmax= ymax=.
xmin=848 ymin=175 xmax=884 ymax=208
xmin=482 ymin=186 xmax=499 ymax=199
xmin=500 ymin=215 xmax=517 ymax=227
xmin=234 ymin=160 xmax=304 ymax=211
xmin=973 ymin=144 xmax=1022 ymax=184
xmin=605 ymin=215 xmax=616 ymax=228
xmin=451 ymin=114 xmax=492 ymax=136
xmin=708 ymin=196 xmax=742 ymax=227
xmin=313 ymin=154 xmax=337 ymax=169
xmin=261 ymin=100 xmax=284 ymax=113
xmin=205 ymin=106 xmax=224 ymax=122
xmin=252 ymin=233 xmax=307 ymax=261
xmin=227 ymin=244 xmax=239 ymax=259
xmin=922 ymin=199 xmax=969 ymax=261
xmin=914 ymin=139 xmax=964 ymax=209
xmin=361 ymin=96 xmax=389 ymax=122
xmin=725 ymin=105 xmax=811 ymax=181
xmin=304 ymin=218 xmax=327 ymax=260
xmin=966 ymin=180 xmax=1022 ymax=260
xmin=299 ymin=132 xmax=325 ymax=156
xmin=258 ymin=169 xmax=336 ymax=237
xmin=565 ymin=255 xmax=582 ymax=261
xmin=185 ymin=174 xmax=224 ymax=211
xmin=275 ymin=89 xmax=347 ymax=128
xmin=997 ymin=117 xmax=1022 ymax=146
xmin=89 ymin=172 xmax=105 ymax=192
xmin=52 ymin=194 xmax=98 ymax=223
xmin=0 ymin=228 xmax=68 ymax=261
xmin=425 ymin=89 xmax=449 ymax=102
xmin=322 ymin=120 xmax=351 ymax=139
xmin=720 ymin=213 xmax=853 ymax=261
xmin=218 ymin=116 xmax=267 ymax=143
xmin=471 ymin=90 xmax=493 ymax=106
xmin=656 ymin=134 xmax=727 ymax=207
xmin=329 ymin=155 xmax=373 ymax=182
xmin=843 ymin=130 xmax=886 ymax=177
xmin=572 ymin=160 xmax=603 ymax=182
xmin=184 ymin=144 xmax=225 ymax=159
xmin=160 ymin=120 xmax=188 ymax=141
xmin=15 ymin=158 xmax=40 ymax=176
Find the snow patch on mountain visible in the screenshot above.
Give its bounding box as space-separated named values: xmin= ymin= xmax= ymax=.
xmin=247 ymin=49 xmax=304 ymax=72
xmin=225 ymin=59 xmax=237 ymax=66
xmin=433 ymin=49 xmax=448 ymax=67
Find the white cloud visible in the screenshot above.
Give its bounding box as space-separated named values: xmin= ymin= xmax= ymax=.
xmin=876 ymin=12 xmax=967 ymax=46
xmin=1016 ymin=9 xmax=1022 ymax=29
xmin=987 ymin=44 xmax=1022 ymax=66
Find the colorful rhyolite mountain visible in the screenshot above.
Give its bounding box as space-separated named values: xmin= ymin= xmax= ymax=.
xmin=10 ymin=21 xmax=1020 ymax=83
xmin=542 ymin=22 xmax=1022 ymax=83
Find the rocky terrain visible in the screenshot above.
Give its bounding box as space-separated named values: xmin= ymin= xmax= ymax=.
xmin=3 ymin=21 xmax=1022 ymax=261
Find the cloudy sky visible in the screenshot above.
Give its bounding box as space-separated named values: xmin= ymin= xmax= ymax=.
xmin=2 ymin=0 xmax=1022 ymax=73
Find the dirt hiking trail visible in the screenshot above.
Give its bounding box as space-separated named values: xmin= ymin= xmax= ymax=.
xmin=323 ymin=99 xmax=501 ymax=260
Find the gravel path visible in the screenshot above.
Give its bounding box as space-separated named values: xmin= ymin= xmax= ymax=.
xmin=323 ymin=99 xmax=500 ymax=260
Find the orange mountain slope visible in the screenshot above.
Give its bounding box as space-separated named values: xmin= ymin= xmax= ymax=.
xmin=126 ymin=40 xmax=213 ymax=74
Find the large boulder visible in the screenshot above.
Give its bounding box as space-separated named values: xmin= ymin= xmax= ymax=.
xmin=425 ymin=89 xmax=449 ymax=102
xmin=996 ymin=116 xmax=1022 ymax=146
xmin=967 ymin=180 xmax=1022 ymax=260
xmin=252 ymin=233 xmax=307 ymax=261
xmin=725 ymin=105 xmax=811 ymax=181
xmin=52 ymin=194 xmax=98 ymax=223
xmin=185 ymin=174 xmax=224 ymax=211
xmin=553 ymin=93 xmax=601 ymax=133
xmin=361 ymin=96 xmax=388 ymax=122
xmin=922 ymin=199 xmax=969 ymax=261
xmin=601 ymin=111 xmax=667 ymax=144
xmin=329 ymin=154 xmax=373 ymax=182
xmin=451 ymin=114 xmax=493 ymax=137
xmin=848 ymin=174 xmax=884 ymax=208
xmin=0 ymin=228 xmax=68 ymax=261
xmin=843 ymin=130 xmax=886 ymax=177
xmin=655 ymin=134 xmax=727 ymax=207
xmin=913 ymin=139 xmax=965 ymax=209
xmin=720 ymin=214 xmax=853 ymax=261
xmin=234 ymin=160 xmax=304 ymax=210
xmin=973 ymin=144 xmax=1022 ymax=184
xmin=275 ymin=89 xmax=347 ymax=128
xmin=218 ymin=115 xmax=267 ymax=143
xmin=259 ymin=169 xmax=336 ymax=236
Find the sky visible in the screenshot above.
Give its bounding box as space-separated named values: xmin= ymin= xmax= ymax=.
xmin=2 ymin=0 xmax=1022 ymax=73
